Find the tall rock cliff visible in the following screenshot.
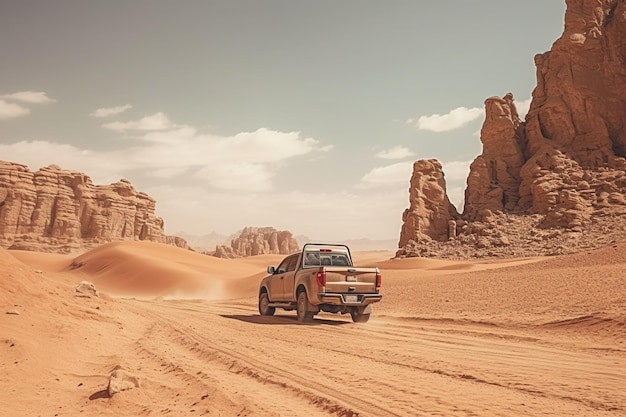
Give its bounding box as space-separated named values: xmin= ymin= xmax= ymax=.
xmin=214 ymin=226 xmax=299 ymax=258
xmin=398 ymin=0 xmax=626 ymax=258
xmin=0 ymin=161 xmax=185 ymax=253
xmin=469 ymin=0 xmax=626 ymax=229
xmin=525 ymin=0 xmax=626 ymax=168
xmin=398 ymin=160 xmax=460 ymax=248
xmin=518 ymin=0 xmax=626 ymax=228
xmin=464 ymin=94 xmax=525 ymax=221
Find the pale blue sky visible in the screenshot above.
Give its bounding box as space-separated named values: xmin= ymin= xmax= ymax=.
xmin=0 ymin=1 xmax=566 ymax=241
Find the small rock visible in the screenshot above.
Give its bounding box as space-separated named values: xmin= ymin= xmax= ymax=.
xmin=75 ymin=281 xmax=99 ymax=298
xmin=108 ymin=368 xmax=140 ymax=397
xmin=475 ymin=238 xmax=490 ymax=249
xmin=6 ymin=309 xmax=20 ymax=315
xmin=494 ymin=236 xmax=510 ymax=247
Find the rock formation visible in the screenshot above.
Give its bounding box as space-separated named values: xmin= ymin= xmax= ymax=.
xmin=0 ymin=161 xmax=187 ymax=253
xmin=398 ymin=0 xmax=626 ymax=258
xmin=107 ymin=366 xmax=141 ymax=397
xmin=74 ymin=281 xmax=99 ymax=298
xmin=398 ymin=160 xmax=460 ymax=250
xmin=464 ymin=93 xmax=525 ymax=220
xmin=524 ymin=0 xmax=626 ymax=168
xmin=517 ymin=0 xmax=626 ymax=229
xmin=214 ymin=226 xmax=299 ymax=258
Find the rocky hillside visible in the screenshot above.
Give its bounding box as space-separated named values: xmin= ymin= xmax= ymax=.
xmin=214 ymin=226 xmax=299 ymax=258
xmin=0 ymin=161 xmax=187 ymax=253
xmin=398 ymin=0 xmax=626 ymax=259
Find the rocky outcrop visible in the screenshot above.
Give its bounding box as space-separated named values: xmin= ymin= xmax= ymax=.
xmin=214 ymin=226 xmax=299 ymax=258
xmin=464 ymin=94 xmax=525 ymax=220
xmin=517 ymin=0 xmax=626 ymax=228
xmin=482 ymin=0 xmax=626 ymax=229
xmin=398 ymin=0 xmax=626 ymax=258
xmin=398 ymin=210 xmax=626 ymax=259
xmin=525 ymin=0 xmax=626 ymax=168
xmin=397 ymin=160 xmax=460 ymax=251
xmin=0 ymin=161 xmax=187 ymax=253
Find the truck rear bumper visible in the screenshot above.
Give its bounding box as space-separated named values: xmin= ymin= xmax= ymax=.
xmin=317 ymin=293 xmax=382 ymax=306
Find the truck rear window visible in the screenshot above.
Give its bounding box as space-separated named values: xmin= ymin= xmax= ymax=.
xmin=303 ymin=251 xmax=351 ymax=267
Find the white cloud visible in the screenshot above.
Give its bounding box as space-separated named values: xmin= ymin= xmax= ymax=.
xmin=195 ymin=162 xmax=274 ymax=191
xmin=1 ymin=91 xmax=56 ymax=104
xmin=102 ymin=112 xmax=176 ymax=132
xmin=357 ymin=159 xmax=471 ymax=190
xmin=90 ymin=104 xmax=132 ymax=118
xmin=0 ymin=91 xmax=56 ymax=120
xmin=130 ymin=125 xmax=321 ymax=165
xmin=446 ymin=184 xmax=466 ymax=213
xmin=356 ymin=159 xmax=472 ymax=209
xmin=1 ymin=111 xmax=328 ymax=193
xmin=134 ymin=126 xmax=323 ymax=190
xmin=0 ymin=100 xmax=30 ymax=119
xmin=139 ymin=125 xmax=198 ymax=144
xmin=357 ymin=162 xmax=413 ymax=189
xmin=410 ymin=106 xmax=483 ymax=132
xmin=212 ymin=128 xmax=321 ymax=162
xmin=441 ymin=160 xmax=472 ymax=183
xmin=441 ymin=160 xmax=472 ymax=209
xmin=515 ymin=97 xmax=531 ymax=119
xmin=376 ymin=146 xmax=414 ymax=160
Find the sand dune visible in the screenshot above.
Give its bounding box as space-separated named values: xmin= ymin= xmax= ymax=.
xmin=376 ymin=254 xmax=542 ymax=271
xmin=1 ymin=241 xmax=625 ymax=416
xmin=64 ymin=241 xmax=265 ymax=298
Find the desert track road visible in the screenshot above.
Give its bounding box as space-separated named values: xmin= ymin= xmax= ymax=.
xmin=119 ymin=298 xmax=625 ymax=417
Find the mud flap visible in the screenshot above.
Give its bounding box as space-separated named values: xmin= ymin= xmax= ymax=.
xmin=305 ymin=295 xmax=319 ymax=313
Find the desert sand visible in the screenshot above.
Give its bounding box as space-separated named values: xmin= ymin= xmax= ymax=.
xmin=1 ymin=241 xmax=625 ymax=416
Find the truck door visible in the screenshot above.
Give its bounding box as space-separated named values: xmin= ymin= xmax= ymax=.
xmin=269 ymin=256 xmax=291 ymax=301
xmin=282 ymin=254 xmax=300 ymax=301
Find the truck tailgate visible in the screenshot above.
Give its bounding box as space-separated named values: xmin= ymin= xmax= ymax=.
xmin=324 ymin=267 xmax=378 ymax=294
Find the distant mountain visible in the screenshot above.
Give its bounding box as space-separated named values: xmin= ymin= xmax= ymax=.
xmin=0 ymin=161 xmax=187 ymax=254
xmin=173 ymin=231 xmax=229 ymax=251
xmin=295 ymin=235 xmax=397 ymax=251
xmin=178 ymin=232 xmax=398 ymax=253
xmin=213 ymin=226 xmax=299 ymax=258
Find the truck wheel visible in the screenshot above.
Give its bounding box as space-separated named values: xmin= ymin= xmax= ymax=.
xmin=351 ymin=307 xmax=370 ymax=323
xmin=296 ymin=292 xmax=314 ymax=323
xmin=258 ymin=292 xmax=275 ymax=316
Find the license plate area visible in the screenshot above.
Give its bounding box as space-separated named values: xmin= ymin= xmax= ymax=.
xmin=344 ymin=294 xmax=359 ymax=303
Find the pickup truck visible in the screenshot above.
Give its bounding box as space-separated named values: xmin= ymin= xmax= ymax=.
xmin=258 ymin=243 xmax=382 ymax=323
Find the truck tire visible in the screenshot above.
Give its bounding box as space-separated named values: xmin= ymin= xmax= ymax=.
xmin=296 ymin=291 xmax=314 ymax=323
xmin=351 ymin=307 xmax=370 ymax=323
xmin=258 ymin=292 xmax=275 ymax=316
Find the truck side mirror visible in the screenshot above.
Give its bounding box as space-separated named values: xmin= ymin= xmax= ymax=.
xmin=267 ymin=266 xmax=276 ymax=274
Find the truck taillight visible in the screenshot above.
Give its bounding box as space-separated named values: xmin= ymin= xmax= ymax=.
xmin=316 ymin=270 xmax=327 ymax=287
xmin=376 ymin=270 xmax=382 ymax=288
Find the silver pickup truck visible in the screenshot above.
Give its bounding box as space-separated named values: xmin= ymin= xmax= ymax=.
xmin=258 ymin=243 xmax=382 ymax=323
